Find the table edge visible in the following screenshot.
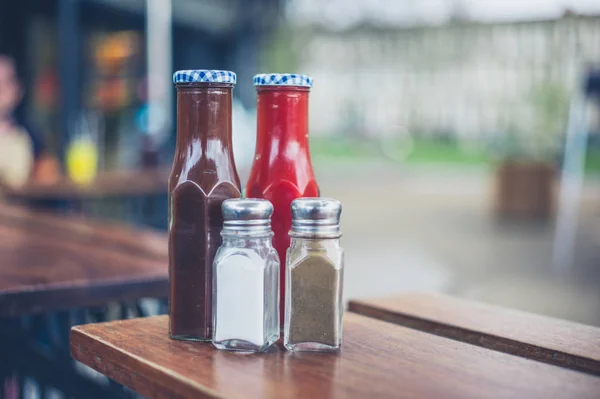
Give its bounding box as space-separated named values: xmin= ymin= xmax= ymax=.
xmin=0 ymin=275 xmax=168 ymax=317
xmin=348 ymin=298 xmax=600 ymax=376
xmin=70 ymin=318 xmax=227 ymax=399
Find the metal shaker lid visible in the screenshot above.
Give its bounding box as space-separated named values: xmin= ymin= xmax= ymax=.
xmin=290 ymin=198 xmax=342 ymax=238
xmin=222 ymin=198 xmax=273 ymax=234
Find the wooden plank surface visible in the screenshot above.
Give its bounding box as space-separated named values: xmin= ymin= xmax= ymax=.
xmin=0 ymin=203 xmax=168 ymax=316
xmin=0 ymin=203 xmax=167 ymax=260
xmin=70 ymin=314 xmax=600 ymax=399
xmin=348 ymin=292 xmax=600 ymax=376
xmin=4 ymin=167 xmax=170 ymax=200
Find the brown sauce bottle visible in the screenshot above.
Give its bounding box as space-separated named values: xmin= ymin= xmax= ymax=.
xmin=169 ymin=71 xmax=241 ymax=341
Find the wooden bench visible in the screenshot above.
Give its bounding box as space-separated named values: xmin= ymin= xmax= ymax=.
xmin=348 ymin=292 xmax=600 ymax=376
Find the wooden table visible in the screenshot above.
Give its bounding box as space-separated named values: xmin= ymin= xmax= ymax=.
xmin=348 ymin=292 xmax=600 ymax=376
xmin=3 ymin=167 xmax=171 ymax=230
xmin=4 ymin=167 xmax=170 ymax=200
xmin=0 ymin=202 xmax=169 ymax=398
xmin=71 ymin=312 xmax=600 ymax=398
xmin=0 ymin=202 xmax=168 ymax=316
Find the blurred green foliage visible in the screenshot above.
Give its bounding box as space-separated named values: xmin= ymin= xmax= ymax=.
xmin=585 ymin=147 xmax=600 ymax=173
xmin=310 ymin=136 xmax=488 ymax=165
xmin=496 ymin=82 xmax=570 ymax=161
xmin=260 ymin=25 xmax=301 ymax=72
xmin=310 ymin=136 xmax=600 ymax=175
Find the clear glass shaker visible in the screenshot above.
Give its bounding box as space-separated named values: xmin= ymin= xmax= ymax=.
xmin=212 ymin=199 xmax=280 ymax=352
xmin=284 ymin=198 xmax=344 ymax=352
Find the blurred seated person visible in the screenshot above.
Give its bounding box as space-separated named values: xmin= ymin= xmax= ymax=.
xmin=0 ymin=55 xmax=60 ymax=189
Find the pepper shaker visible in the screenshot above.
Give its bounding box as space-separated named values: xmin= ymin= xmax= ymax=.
xmin=284 ymin=198 xmax=344 ymax=352
xmin=212 ymin=199 xmax=280 ymax=352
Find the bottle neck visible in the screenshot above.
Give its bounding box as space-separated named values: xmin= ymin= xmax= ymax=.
xmin=221 ymin=232 xmax=274 ymax=246
xmin=222 ymin=222 xmax=273 ymax=238
xmin=255 ymin=86 xmax=310 ymax=155
xmin=175 ymin=83 xmax=233 ymax=150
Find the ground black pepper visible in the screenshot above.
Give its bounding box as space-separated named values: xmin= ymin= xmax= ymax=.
xmin=288 ymin=252 xmax=340 ymax=346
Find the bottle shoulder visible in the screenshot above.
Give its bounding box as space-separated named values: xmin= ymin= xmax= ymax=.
xmin=215 ymin=246 xmax=278 ymax=268
xmin=170 ymin=146 xmax=240 ymax=190
xmin=246 ymin=172 xmax=319 ymax=197
xmin=170 ymin=179 xmax=241 ymax=198
xmin=287 ymin=240 xmax=343 ymax=269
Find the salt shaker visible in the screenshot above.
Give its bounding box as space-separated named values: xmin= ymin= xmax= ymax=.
xmin=284 ymin=198 xmax=344 ymax=352
xmin=212 ymin=199 xmax=280 ymax=352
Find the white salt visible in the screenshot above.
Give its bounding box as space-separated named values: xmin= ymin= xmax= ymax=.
xmin=214 ymin=248 xmax=265 ymax=345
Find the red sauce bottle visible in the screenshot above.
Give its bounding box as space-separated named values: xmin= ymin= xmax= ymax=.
xmin=169 ymin=70 xmax=241 ymax=341
xmin=246 ymin=74 xmax=319 ymax=328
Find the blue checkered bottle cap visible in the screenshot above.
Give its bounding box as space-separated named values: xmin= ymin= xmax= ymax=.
xmin=173 ymin=70 xmax=236 ymax=84
xmin=253 ymin=73 xmax=313 ymax=88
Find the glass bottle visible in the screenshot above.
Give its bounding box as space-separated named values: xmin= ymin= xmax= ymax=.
xmin=284 ymin=198 xmax=344 ymax=352
xmin=246 ymin=74 xmax=320 ymax=330
xmin=213 ymin=199 xmax=280 ymax=352
xmin=169 ymin=70 xmax=241 ymax=341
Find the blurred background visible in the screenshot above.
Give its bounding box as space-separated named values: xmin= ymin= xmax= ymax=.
xmin=0 ymin=0 xmax=599 ymax=327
